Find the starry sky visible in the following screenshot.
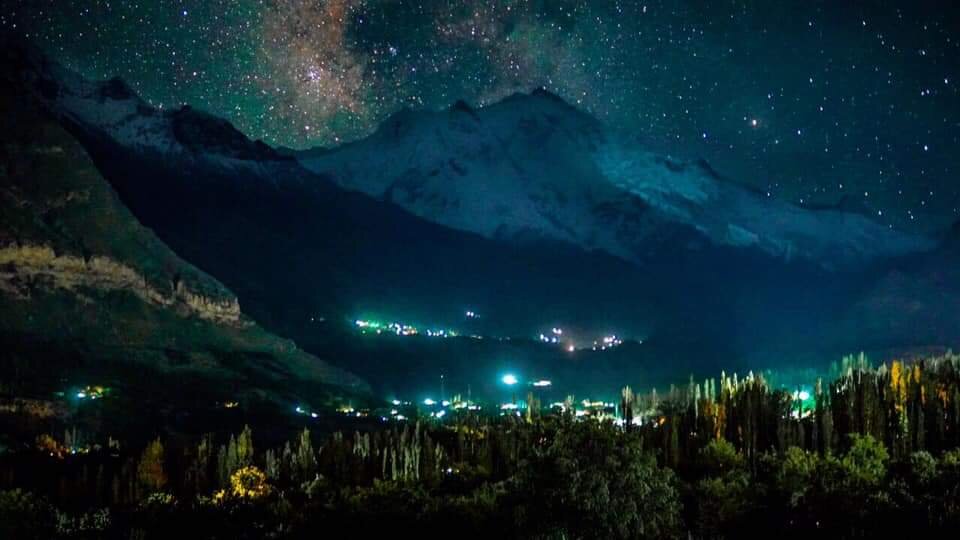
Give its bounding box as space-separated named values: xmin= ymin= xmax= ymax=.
xmin=4 ymin=1 xmax=960 ymax=233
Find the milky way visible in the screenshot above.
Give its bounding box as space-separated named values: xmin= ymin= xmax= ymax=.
xmin=4 ymin=1 xmax=960 ymax=232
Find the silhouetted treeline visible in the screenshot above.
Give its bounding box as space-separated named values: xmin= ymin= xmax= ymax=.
xmin=632 ymin=352 xmax=960 ymax=470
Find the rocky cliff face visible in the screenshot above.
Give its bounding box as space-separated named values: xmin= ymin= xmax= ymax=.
xmin=0 ymin=245 xmax=242 ymax=325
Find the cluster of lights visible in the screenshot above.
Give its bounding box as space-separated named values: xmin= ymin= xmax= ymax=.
xmin=298 ymin=404 xmax=367 ymax=419
xmin=536 ymin=327 xmax=629 ymax=353
xmin=387 ymin=322 xmax=418 ymax=336
xmin=423 ymin=398 xmax=453 ymax=407
xmin=501 ymin=374 xmax=552 ymax=388
xmin=387 ymin=405 xmax=407 ymax=421
xmin=465 ymin=310 xmax=478 ymax=318
xmin=415 ymin=395 xmax=480 ymax=420
xmin=354 ymin=319 xmax=458 ymax=338
xmin=538 ymin=327 xmax=564 ymax=344
xmin=613 ymin=417 xmax=647 ymax=427
xmin=354 ymin=319 xmax=416 ymax=335
xmin=592 ymin=335 xmax=623 ymax=351
xmin=294 ymin=405 xmax=319 ymax=419
xmin=75 ymin=385 xmax=108 ymax=401
xmin=425 ymin=329 xmax=458 ymax=337
xmin=457 ymin=403 xmax=481 ymax=411
xmin=547 ymin=399 xmax=620 ymax=421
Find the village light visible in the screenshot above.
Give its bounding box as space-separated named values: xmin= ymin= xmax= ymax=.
xmin=501 ymin=374 xmax=518 ymax=386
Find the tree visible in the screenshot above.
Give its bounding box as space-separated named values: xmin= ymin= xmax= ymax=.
xmin=236 ymin=425 xmax=254 ymax=469
xmin=511 ymin=420 xmax=681 ymax=539
xmin=0 ymin=489 xmax=55 ymax=540
xmin=228 ymin=466 xmax=271 ymax=500
xmin=809 ymin=434 xmax=892 ymax=536
xmin=137 ymin=438 xmax=167 ymax=496
xmin=186 ymin=434 xmax=213 ymax=494
xmin=694 ymin=439 xmax=754 ymax=537
xmin=698 ymin=439 xmax=744 ymax=476
xmin=694 ymin=471 xmax=752 ymax=538
xmin=295 ymin=428 xmax=317 ymax=483
xmin=841 ymin=433 xmax=888 ymax=486
xmin=774 ymin=446 xmax=818 ymax=507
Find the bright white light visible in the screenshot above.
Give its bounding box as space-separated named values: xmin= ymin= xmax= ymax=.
xmin=310 ymin=412 xmax=318 ymax=418
xmin=391 ymin=399 xmax=401 ymax=405
xmin=532 ymin=380 xmax=552 ymax=387
xmin=568 ymin=345 xmax=575 ymax=352
xmin=799 ymin=390 xmax=810 ymax=401
xmin=435 ymin=410 xmax=446 ymax=418
xmin=295 ymin=406 xmax=304 ymax=414
xmin=502 ymin=374 xmax=518 ymax=385
xmin=441 ymin=400 xmax=450 ymax=407
xmin=76 ymin=392 xmax=86 ymax=399
xmin=423 ymin=398 xmax=436 ymax=406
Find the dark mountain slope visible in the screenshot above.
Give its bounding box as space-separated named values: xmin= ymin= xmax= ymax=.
xmin=0 ymin=49 xmax=369 ymax=415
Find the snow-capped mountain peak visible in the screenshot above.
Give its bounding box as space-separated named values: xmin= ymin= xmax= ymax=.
xmin=297 ymin=91 xmax=933 ymax=269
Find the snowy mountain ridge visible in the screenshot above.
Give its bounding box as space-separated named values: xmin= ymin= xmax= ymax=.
xmin=297 ymin=91 xmax=932 ymax=269
xmin=16 ymin=43 xmax=290 ymax=176
xmin=19 ymin=39 xmax=933 ymax=270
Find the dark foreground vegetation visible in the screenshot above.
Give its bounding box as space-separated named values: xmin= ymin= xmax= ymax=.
xmin=4 ymin=352 xmax=960 ymax=539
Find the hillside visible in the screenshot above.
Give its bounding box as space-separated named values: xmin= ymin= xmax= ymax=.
xmin=0 ymin=52 xmax=369 ymax=415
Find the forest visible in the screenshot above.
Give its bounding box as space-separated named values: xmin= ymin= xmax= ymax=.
xmin=3 ymin=352 xmax=960 ymax=539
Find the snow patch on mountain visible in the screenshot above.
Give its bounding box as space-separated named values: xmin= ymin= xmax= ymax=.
xmin=596 ymin=143 xmax=931 ymax=266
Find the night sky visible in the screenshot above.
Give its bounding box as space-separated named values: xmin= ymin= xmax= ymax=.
xmin=4 ymin=1 xmax=960 ymax=233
